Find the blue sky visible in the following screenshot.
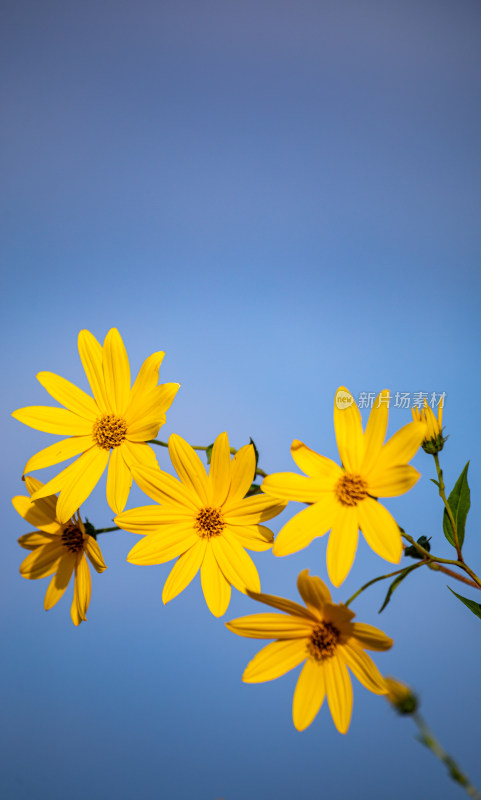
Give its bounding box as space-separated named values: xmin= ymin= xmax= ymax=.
xmin=2 ymin=2 xmax=481 ymax=798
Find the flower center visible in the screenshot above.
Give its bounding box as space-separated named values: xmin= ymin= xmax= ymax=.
xmin=194 ymin=507 xmax=225 ymax=538
xmin=335 ymin=473 xmax=368 ymax=506
xmin=61 ymin=523 xmax=85 ymax=553
xmin=93 ymin=414 xmax=128 ymax=449
xmin=307 ymin=622 xmax=340 ymax=661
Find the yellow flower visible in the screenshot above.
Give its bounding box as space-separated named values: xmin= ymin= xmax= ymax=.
xmin=14 ymin=476 xmax=107 ymax=625
xmin=262 ymin=387 xmax=426 ymax=586
xmin=114 ymin=432 xmax=286 ymax=617
xmin=384 ymin=676 xmax=418 ymax=714
xmin=12 ymin=328 xmax=180 ymax=522
xmin=412 ymin=399 xmax=445 ymax=454
xmin=226 ymin=570 xmax=392 ymax=733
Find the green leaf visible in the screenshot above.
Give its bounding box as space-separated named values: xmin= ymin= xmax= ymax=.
xmin=246 ymin=483 xmax=262 ymax=497
xmin=429 ymin=478 xmax=440 ymax=488
xmin=379 ymin=565 xmax=420 ymax=612
xmin=443 ymin=462 xmax=470 ymax=550
xmin=205 ymin=443 xmax=214 ymax=465
xmin=447 ymin=586 xmax=481 ymax=620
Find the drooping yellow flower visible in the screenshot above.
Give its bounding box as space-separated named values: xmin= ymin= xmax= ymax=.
xmin=262 ymin=387 xmax=427 ymax=586
xmin=12 ymin=328 xmax=180 ymax=522
xmin=384 ymin=676 xmax=418 ymax=714
xmin=226 ymin=570 xmax=392 ymax=733
xmin=14 ymin=476 xmax=106 ymax=625
xmin=412 ymin=399 xmax=445 ymax=454
xmin=114 ymin=432 xmax=286 ymax=617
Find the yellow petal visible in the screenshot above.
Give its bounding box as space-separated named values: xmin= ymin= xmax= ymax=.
xmin=326 ymin=506 xmax=359 ymax=587
xmin=201 ymin=544 xmax=231 ymax=617
xmin=20 ymin=541 xmax=65 ymax=579
xmin=126 ymin=383 xmax=180 ymax=429
xmin=130 ymin=465 xmax=198 ymax=509
xmin=106 ymin=446 xmax=132 ymax=514
xmin=128 ymin=526 xmax=198 ymax=565
xmin=376 ymin=421 xmax=426 ymax=470
xmin=168 ymin=434 xmax=210 ymax=506
xmin=225 ymin=523 xmax=273 ymax=552
xmin=361 ymin=391 xmax=389 ymax=475
xmin=333 ymin=387 xmax=364 ymax=473
xmin=18 ymin=532 xmax=58 ymax=550
xmin=262 ymin=472 xmax=335 ymax=503
xmin=121 ymin=439 xmax=159 ymax=471
xmin=242 ymin=639 xmax=307 ymax=683
xmin=101 ymin=328 xmax=131 ymax=415
xmin=115 ymin=505 xmax=193 ymax=534
xmin=125 ymin=415 xmax=166 ymax=442
xmin=84 ymin=536 xmax=107 ymax=573
xmin=226 ymin=613 xmax=314 ymax=639
xmin=296 ymin=569 xmax=332 ymax=615
xmin=126 ymin=350 xmax=165 ymax=418
xmin=339 ymin=641 xmax=387 ymax=694
xmin=12 ymin=407 xmax=92 ymax=435
xmin=368 ymin=465 xmax=420 ymax=498
xmin=290 ymin=440 xmax=341 ymax=479
xmin=227 ymin=444 xmax=256 ymax=503
xmin=24 ymin=476 xmax=60 ymax=518
xmin=77 ymin=329 xmax=110 ymax=412
xmin=36 ymin=372 xmax=98 ymax=420
xmin=44 ymin=554 xmax=75 ymax=609
xmin=357 ymin=499 xmax=402 ymax=564
xmin=273 ymin=498 xmax=337 ymax=557
xmin=324 ymin=655 xmax=353 ymax=734
xmin=24 ymin=435 xmax=94 ymax=474
xmin=211 ymin=534 xmax=260 ymax=594
xmin=72 ymin=554 xmax=91 ymax=625
xmin=351 ymin=623 xmax=393 ymax=651
xmin=223 ymin=494 xmax=286 ymax=525
xmin=12 ymin=495 xmax=61 ymax=534
xmin=33 ymin=447 xmax=109 ymax=523
xmin=162 ymin=540 xmax=206 ymax=604
xmin=208 ymin=432 xmax=232 ymax=507
xmin=292 ymin=658 xmax=326 ymax=731
xmin=245 ymin=589 xmax=317 ymax=621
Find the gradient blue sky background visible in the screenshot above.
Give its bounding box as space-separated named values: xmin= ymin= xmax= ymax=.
xmin=2 ymin=2 xmax=481 ymax=798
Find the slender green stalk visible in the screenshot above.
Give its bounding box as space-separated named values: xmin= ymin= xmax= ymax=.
xmin=413 ymin=711 xmax=481 ymax=799
xmin=402 ymin=533 xmax=481 ymax=590
xmin=434 ymin=452 xmax=462 ymax=561
xmin=344 ymin=562 xmax=425 ymax=607
xmin=93 ymin=526 xmax=121 ymax=534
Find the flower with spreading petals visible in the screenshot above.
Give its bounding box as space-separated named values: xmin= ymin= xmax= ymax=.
xmin=412 ymin=399 xmax=445 ymax=454
xmin=226 ymin=570 xmax=392 ymax=733
xmin=262 ymin=387 xmax=427 ymax=586
xmin=14 ymin=476 xmax=106 ymax=625
xmin=12 ymin=328 xmax=179 ymax=522
xmin=114 ymin=432 xmax=286 ymax=617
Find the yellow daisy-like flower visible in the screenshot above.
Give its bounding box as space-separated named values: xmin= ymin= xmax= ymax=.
xmin=114 ymin=432 xmax=286 ymax=617
xmin=262 ymin=387 xmax=427 ymax=586
xmin=12 ymin=328 xmax=180 ymax=522
xmin=14 ymin=476 xmax=106 ymax=626
xmin=412 ymin=399 xmax=445 ymax=454
xmin=226 ymin=570 xmax=392 ymax=733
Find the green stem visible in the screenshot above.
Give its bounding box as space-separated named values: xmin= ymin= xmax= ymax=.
xmin=413 ymin=712 xmax=481 ymax=799
xmin=344 ymin=563 xmax=425 ymax=607
xmin=402 ymin=533 xmax=481 ymax=590
xmin=93 ymin=526 xmax=121 ymax=534
xmin=434 ymin=453 xmax=462 ymax=561
xmin=148 ymin=439 xmax=267 ymax=479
